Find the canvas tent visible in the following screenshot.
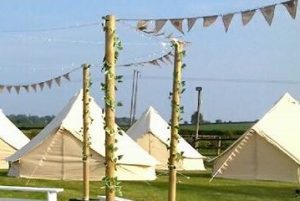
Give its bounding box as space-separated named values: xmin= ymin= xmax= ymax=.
xmin=211 ymin=93 xmax=300 ymax=183
xmin=127 ymin=106 xmax=206 ymax=170
xmin=7 ymin=90 xmax=158 ymax=181
xmin=0 ymin=109 xmax=29 ymax=169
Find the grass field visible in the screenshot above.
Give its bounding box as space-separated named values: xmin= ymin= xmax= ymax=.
xmin=0 ymin=170 xmax=298 ymax=201
xmin=180 ymin=122 xmax=254 ymax=132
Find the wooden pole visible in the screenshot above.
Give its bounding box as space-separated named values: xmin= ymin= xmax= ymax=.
xmin=82 ymin=63 xmax=91 ymax=201
xmin=104 ymin=15 xmax=116 ymax=201
xmin=168 ymin=41 xmax=183 ymax=201
xmin=195 ymin=87 xmax=202 ymax=149
xmin=129 ymin=70 xmax=136 ymax=126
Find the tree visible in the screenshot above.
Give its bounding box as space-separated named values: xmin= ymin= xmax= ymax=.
xmin=190 ymin=111 xmax=204 ymax=124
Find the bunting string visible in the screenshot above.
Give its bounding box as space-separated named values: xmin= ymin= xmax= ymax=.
xmin=117 ymin=50 xmax=174 ymax=67
xmin=209 ymin=130 xmax=255 ymax=182
xmin=0 ymin=50 xmax=174 ymax=94
xmin=0 ymin=66 xmax=81 ymax=94
xmin=118 ymin=0 xmax=298 ymax=33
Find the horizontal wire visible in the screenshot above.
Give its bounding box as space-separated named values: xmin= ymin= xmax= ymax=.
xmin=69 ymin=75 xmax=300 ymax=85
xmin=0 ymin=22 xmax=100 ymax=33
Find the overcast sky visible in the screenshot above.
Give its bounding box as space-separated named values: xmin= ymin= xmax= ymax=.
xmin=0 ymin=0 xmax=299 ymax=123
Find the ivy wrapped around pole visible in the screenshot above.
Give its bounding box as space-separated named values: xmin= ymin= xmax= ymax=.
xmin=104 ymin=15 xmax=117 ymax=201
xmin=82 ymin=63 xmax=91 ymax=201
xmin=168 ymin=40 xmax=183 ymax=201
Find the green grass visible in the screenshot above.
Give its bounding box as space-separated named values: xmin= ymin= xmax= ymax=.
xmin=181 ymin=122 xmax=254 ymax=132
xmin=0 ymin=170 xmax=298 ymax=201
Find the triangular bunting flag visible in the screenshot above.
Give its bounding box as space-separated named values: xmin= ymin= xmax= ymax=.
xmin=159 ymin=57 xmax=166 ymax=64
xmin=149 ymin=60 xmax=160 ymax=66
xmin=136 ymin=20 xmax=148 ymax=31
xmin=39 ymin=82 xmax=45 ymax=91
xmin=154 ymin=19 xmax=167 ymax=33
xmin=170 ymin=19 xmax=184 ymax=34
xmin=222 ymin=13 xmax=234 ymax=32
xmin=187 ymin=17 xmax=198 ymax=32
xmin=31 ymin=84 xmax=37 ymax=92
xmin=46 ymin=80 xmax=53 ymax=88
xmin=241 ymin=10 xmax=256 ymax=25
xmin=14 ymin=86 xmax=21 ymax=94
xmin=164 ymin=54 xmax=172 ymax=63
xmin=6 ymin=86 xmax=12 ymax=93
xmin=283 ymin=0 xmax=297 ymax=19
xmin=203 ymin=15 xmax=218 ymax=27
xmin=63 ymin=73 xmax=71 ymax=81
xmin=23 ymin=85 xmax=30 ymax=93
xmin=55 ymin=77 xmax=61 ymax=86
xmin=0 ymin=85 xmax=4 ymax=93
xmin=260 ymin=5 xmax=276 ymax=26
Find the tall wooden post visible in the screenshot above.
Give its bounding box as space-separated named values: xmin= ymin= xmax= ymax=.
xmin=82 ymin=63 xmax=91 ymax=201
xmin=195 ymin=87 xmax=202 ymax=149
xmin=168 ymin=41 xmax=183 ymax=201
xmin=104 ymin=15 xmax=116 ymax=201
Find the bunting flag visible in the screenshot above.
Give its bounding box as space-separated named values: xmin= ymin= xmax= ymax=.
xmin=117 ymin=51 xmax=174 ymax=67
xmin=260 ymin=5 xmax=276 ymax=26
xmin=187 ymin=18 xmax=197 ymax=32
xmin=39 ymin=82 xmax=45 ymax=91
xmin=14 ymin=86 xmax=21 ymax=94
xmin=222 ymin=14 xmax=234 ymax=32
xmin=154 ymin=19 xmax=168 ymax=33
xmin=170 ymin=19 xmax=184 ymax=34
xmin=283 ymin=0 xmax=297 ymax=19
xmin=6 ymin=86 xmax=12 ymax=93
xmin=203 ymin=16 xmax=218 ymax=27
xmin=46 ymin=80 xmax=53 ymax=89
xmin=63 ymin=73 xmax=71 ymax=81
xmin=0 ymin=68 xmax=76 ymax=94
xmin=241 ymin=10 xmax=256 ymax=26
xmin=55 ymin=77 xmax=61 ymax=86
xmin=31 ymin=84 xmax=37 ymax=92
xmin=126 ymin=0 xmax=297 ymax=34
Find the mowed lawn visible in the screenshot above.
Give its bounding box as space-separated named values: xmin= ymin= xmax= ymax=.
xmin=0 ymin=170 xmax=298 ymax=201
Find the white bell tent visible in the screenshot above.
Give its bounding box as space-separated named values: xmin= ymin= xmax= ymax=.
xmin=0 ymin=109 xmax=29 ymax=169
xmin=127 ymin=106 xmax=206 ymax=171
xmin=7 ymin=90 xmax=158 ymax=181
xmin=211 ymin=93 xmax=300 ymax=183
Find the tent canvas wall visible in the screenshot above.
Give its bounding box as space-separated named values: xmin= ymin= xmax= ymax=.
xmin=212 ymin=93 xmax=300 ymax=183
xmin=0 ymin=109 xmax=29 ymax=169
xmin=127 ymin=106 xmax=206 ymax=171
xmin=7 ymin=90 xmax=158 ymax=181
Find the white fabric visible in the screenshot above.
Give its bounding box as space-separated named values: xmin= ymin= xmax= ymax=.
xmin=127 ymin=106 xmax=205 ymax=170
xmin=212 ymin=92 xmax=300 ymax=183
xmin=7 ymin=90 xmax=158 ymax=180
xmin=0 ymin=109 xmax=29 ymax=150
xmin=252 ymin=93 xmax=300 ymax=163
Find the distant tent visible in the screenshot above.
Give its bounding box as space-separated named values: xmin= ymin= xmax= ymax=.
xmin=0 ymin=109 xmax=29 ymax=169
xmin=7 ymin=90 xmax=158 ymax=181
xmin=127 ymin=106 xmax=206 ymax=171
xmin=211 ymin=93 xmax=300 ymax=183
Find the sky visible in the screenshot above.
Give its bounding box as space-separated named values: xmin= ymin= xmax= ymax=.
xmin=0 ymin=0 xmax=299 ymax=123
